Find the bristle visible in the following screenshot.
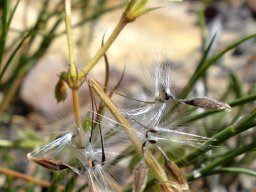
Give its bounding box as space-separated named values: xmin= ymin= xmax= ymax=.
xmin=28 ymin=132 xmax=73 ymax=158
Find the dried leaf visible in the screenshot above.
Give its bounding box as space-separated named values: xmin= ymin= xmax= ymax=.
xmin=181 ymin=97 xmax=231 ymax=111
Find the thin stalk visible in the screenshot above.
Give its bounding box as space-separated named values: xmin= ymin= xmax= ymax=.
xmin=88 ymin=77 xmax=168 ymax=183
xmin=65 ymin=0 xmax=77 ymax=79
xmin=72 ymin=89 xmax=82 ymax=128
xmin=186 ymin=139 xmax=256 ymax=181
xmin=0 ymin=32 xmax=30 ymax=81
xmin=0 ymin=0 xmax=10 ymax=69
xmin=176 ymin=108 xmax=256 ymax=166
xmin=7 ymin=0 xmax=20 ymax=30
xmin=0 ymin=166 xmax=64 ymax=190
xmin=71 ymin=89 xmax=85 ymax=148
xmin=78 ymin=10 xmax=131 ymax=79
xmin=64 ymin=0 xmax=85 ymax=148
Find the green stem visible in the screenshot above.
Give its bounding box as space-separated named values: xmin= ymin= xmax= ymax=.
xmin=54 ymin=3 xmax=125 ymax=37
xmin=202 ymin=167 xmax=256 ymax=178
xmin=78 ymin=9 xmax=132 ymax=79
xmin=0 ymin=32 xmax=30 ymax=81
xmin=65 ymin=0 xmax=77 ymax=79
xmin=176 ymin=108 xmax=256 ymax=166
xmin=0 ymin=0 xmax=10 ymax=69
xmin=229 ymin=94 xmax=256 ymax=107
xmin=186 ymin=139 xmax=256 ymax=181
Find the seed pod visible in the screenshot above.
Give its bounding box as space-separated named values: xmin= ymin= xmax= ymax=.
xmin=55 ymin=72 xmax=68 ymax=103
xmin=181 ymin=97 xmax=231 ymax=111
xmin=27 ymin=154 xmax=70 ymax=171
xmin=133 ymin=162 xmax=148 ymax=192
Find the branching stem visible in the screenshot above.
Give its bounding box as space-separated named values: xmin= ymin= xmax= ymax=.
xmin=78 ymin=14 xmax=129 ymax=79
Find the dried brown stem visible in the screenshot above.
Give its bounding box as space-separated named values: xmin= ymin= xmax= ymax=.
xmin=0 ymin=166 xmax=64 ymax=190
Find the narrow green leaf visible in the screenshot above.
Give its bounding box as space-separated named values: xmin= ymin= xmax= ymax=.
xmin=176 ymin=108 xmax=256 ymax=166
xmin=0 ymin=33 xmax=30 ymax=80
xmin=179 ymin=33 xmax=256 ymax=99
xmin=186 ymin=139 xmax=256 ymax=181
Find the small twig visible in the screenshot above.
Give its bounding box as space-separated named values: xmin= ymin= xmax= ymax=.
xmin=0 ymin=166 xmax=64 ymax=190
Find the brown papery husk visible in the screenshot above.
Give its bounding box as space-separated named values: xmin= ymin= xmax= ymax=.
xmin=133 ymin=162 xmax=148 ymax=192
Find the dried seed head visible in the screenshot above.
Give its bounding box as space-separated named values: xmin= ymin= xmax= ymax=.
xmin=133 ymin=162 xmax=148 ymax=192
xmin=181 ymin=97 xmax=231 ymax=111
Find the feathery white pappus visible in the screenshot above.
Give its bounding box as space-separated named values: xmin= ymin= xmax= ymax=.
xmin=27 ymin=126 xmax=120 ymax=192
xmin=120 ymin=57 xmax=176 ymax=127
